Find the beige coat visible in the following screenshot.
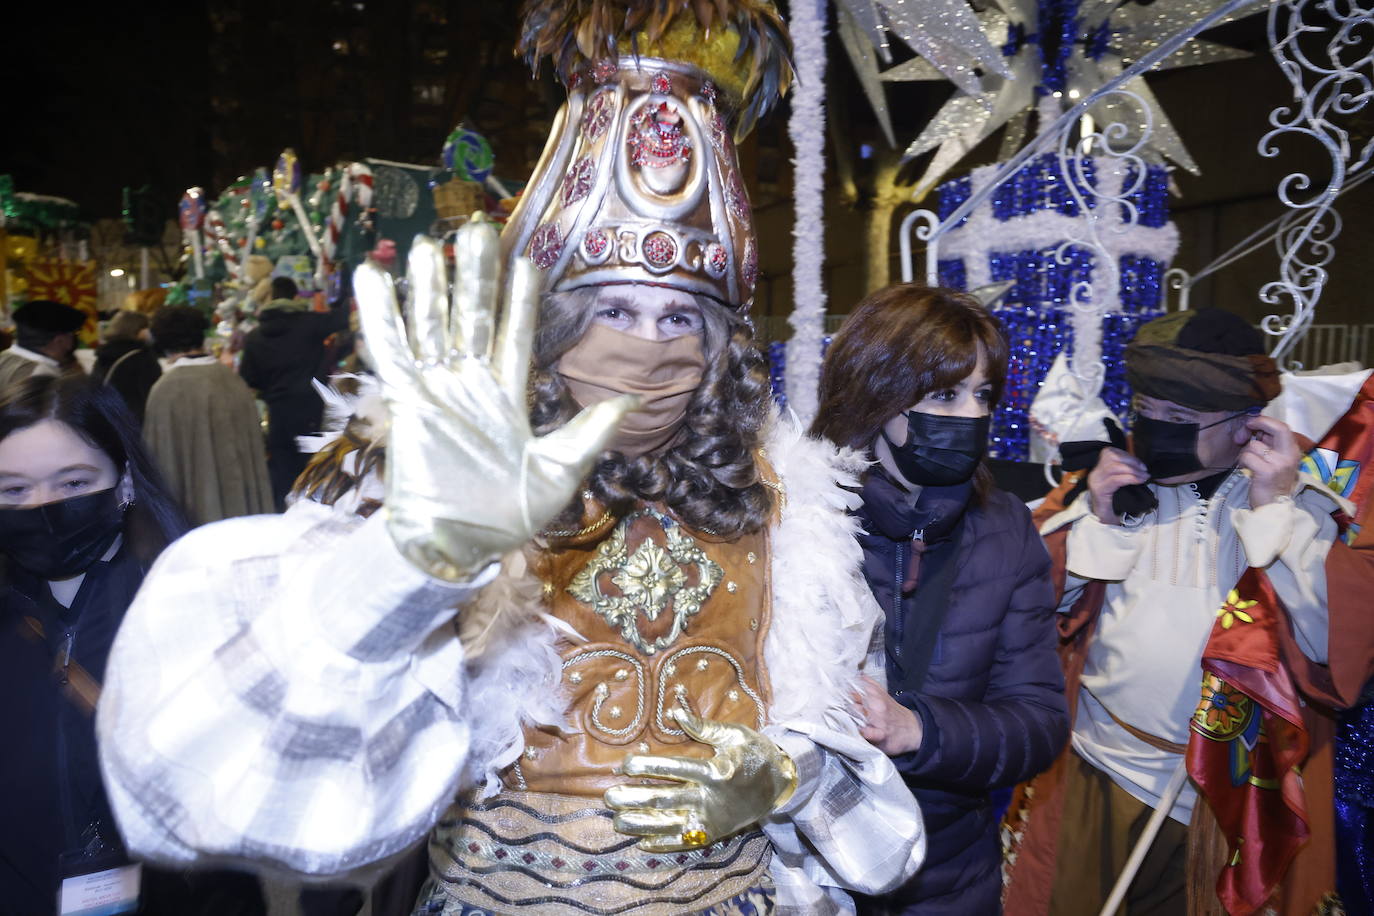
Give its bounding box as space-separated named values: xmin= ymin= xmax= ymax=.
xmin=143 ymin=357 xmax=273 ymax=525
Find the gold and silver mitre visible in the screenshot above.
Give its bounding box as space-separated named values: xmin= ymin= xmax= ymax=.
xmin=502 ymin=0 xmax=793 ymax=311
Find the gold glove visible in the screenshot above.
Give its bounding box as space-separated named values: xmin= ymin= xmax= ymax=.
xmin=353 ymin=215 xmax=636 ymax=581
xmin=604 ymin=706 xmax=798 ymax=851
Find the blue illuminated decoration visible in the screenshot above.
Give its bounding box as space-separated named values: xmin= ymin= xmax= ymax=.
xmin=935 ymin=165 xmax=1171 ymax=459
xmin=937 ymin=175 xmax=972 ymax=221
xmin=937 ymin=259 xmax=967 ymax=291
xmin=992 ymin=154 xmax=1096 ymax=221
xmin=1121 ymin=163 xmax=1171 ymax=229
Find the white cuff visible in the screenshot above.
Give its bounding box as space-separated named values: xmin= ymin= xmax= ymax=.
xmin=769 ymin=730 xmax=824 ymax=817
xmin=1233 ymin=475 xmax=1339 ymax=568
xmin=1065 ymin=510 xmax=1148 ymax=582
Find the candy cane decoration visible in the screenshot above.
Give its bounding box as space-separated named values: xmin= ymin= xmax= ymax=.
xmin=204 ymin=208 xmax=240 ymax=275
xmin=321 ymin=162 xmax=374 ymax=271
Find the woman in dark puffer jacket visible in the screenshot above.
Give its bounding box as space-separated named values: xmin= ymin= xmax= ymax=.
xmin=812 ymin=285 xmax=1069 ymax=915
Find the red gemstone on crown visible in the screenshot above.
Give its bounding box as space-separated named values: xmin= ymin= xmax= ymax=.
xmin=707 ymin=242 xmax=729 ymax=276
xmin=561 ymin=157 xmax=595 ymax=206
xmin=583 ymin=90 xmax=614 ymax=141
xmin=642 ymin=231 xmax=678 ymax=268
xmin=727 ymin=170 xmax=750 ymax=222
xmin=593 ymin=60 xmax=618 ymax=83
xmin=582 ymin=229 xmax=610 ymax=259
xmin=652 ymin=72 xmax=672 ymax=95
xmin=529 ymin=222 xmax=563 ymax=270
xmin=627 ymin=102 xmax=693 ymax=169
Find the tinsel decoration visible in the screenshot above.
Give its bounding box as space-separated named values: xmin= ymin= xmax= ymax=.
xmin=898 ymin=0 xmax=1267 ymax=195
xmin=784 ymin=0 xmax=827 ymax=425
xmin=833 ymin=0 xmax=1012 ymax=148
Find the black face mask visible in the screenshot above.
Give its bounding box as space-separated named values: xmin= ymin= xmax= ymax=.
xmin=1131 ymin=411 xmax=1246 ymax=480
xmin=881 ymin=411 xmax=990 ymax=487
xmin=0 ymin=487 xmax=126 ymax=580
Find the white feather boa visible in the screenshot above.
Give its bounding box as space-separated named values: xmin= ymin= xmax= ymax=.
xmin=759 ymin=413 xmax=881 ymax=727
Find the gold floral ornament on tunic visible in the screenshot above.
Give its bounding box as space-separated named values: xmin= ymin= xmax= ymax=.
xmin=569 ymin=507 xmax=723 ymax=654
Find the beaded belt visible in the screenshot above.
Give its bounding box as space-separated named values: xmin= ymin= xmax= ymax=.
xmin=418 ymin=791 xmax=772 ymax=915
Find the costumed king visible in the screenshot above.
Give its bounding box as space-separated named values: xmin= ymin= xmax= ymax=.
xmin=96 ymin=2 xmax=926 ymax=914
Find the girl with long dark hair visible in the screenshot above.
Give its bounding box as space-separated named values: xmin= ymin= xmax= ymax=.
xmin=812 ymin=284 xmax=1069 ymax=914
xmin=0 ymin=375 xmax=263 ymax=914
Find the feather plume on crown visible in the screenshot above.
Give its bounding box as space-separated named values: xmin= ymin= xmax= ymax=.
xmin=517 ymin=0 xmax=793 ymax=138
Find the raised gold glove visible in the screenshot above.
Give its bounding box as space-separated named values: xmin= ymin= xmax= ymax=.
xmin=353 ymin=216 xmax=636 ymax=580
xmin=604 ymin=706 xmax=798 ymax=851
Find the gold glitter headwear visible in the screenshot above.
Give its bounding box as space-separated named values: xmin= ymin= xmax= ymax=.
xmin=501 ymin=0 xmax=793 ymax=311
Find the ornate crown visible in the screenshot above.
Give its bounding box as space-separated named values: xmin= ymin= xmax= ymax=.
xmin=502 ymin=1 xmax=792 ymax=312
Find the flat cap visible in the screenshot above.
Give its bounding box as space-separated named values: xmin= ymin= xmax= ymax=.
xmin=12 ymin=300 xmax=86 ymax=333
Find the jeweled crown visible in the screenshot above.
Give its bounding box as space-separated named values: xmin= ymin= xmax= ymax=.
xmin=503 ymin=58 xmax=760 ymax=310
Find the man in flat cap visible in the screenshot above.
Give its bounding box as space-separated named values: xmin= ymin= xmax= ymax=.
xmin=1004 ymin=307 xmax=1359 ymax=915
xmin=0 ymin=300 xmax=86 ymax=391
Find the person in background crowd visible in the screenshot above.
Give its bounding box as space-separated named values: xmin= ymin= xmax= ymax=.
xmin=0 ymin=374 xmax=265 ymax=914
xmin=1004 ymin=307 xmax=1367 ymax=915
xmin=91 ymin=310 xmax=162 ymax=424
xmin=0 ymin=299 xmax=86 ymax=389
xmin=239 ymin=277 xmax=349 ymax=509
xmin=812 ymin=284 xmax=1069 ymax=915
xmin=143 ymin=306 xmax=272 ymax=525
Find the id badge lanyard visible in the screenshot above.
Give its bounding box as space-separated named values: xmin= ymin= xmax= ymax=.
xmin=50 ymin=602 xmax=141 ymax=914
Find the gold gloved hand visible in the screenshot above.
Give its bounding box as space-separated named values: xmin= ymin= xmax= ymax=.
xmin=353 ymin=216 xmax=636 ymax=580
xmin=604 ymin=706 xmax=798 ymax=851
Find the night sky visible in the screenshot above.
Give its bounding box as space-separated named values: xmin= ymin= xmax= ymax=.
xmin=10 ymin=4 xmax=212 ymax=219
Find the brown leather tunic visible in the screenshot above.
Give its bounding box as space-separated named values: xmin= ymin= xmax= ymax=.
xmin=510 ymin=503 xmax=773 ymax=797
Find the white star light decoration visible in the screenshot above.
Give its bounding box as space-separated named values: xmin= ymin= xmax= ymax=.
xmin=834 ymin=0 xmax=1269 ymax=197
xmin=835 ymin=0 xmax=1014 ymax=147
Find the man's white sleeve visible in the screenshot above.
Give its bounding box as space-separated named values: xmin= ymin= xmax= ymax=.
xmin=97 ymin=502 xmax=493 ymax=877
xmin=1231 ymin=477 xmax=1342 ymax=663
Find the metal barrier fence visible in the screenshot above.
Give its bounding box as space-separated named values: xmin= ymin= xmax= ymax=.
xmin=1283 ymin=323 xmax=1374 ymax=370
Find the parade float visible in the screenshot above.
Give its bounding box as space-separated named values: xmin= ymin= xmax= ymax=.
xmin=0 ymin=175 xmax=98 ymax=342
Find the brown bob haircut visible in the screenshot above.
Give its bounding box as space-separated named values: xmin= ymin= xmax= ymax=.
xmin=811 ymin=284 xmax=1009 ymax=495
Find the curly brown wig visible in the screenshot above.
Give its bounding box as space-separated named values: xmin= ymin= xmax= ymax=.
xmin=531 ymin=287 xmax=773 ymax=538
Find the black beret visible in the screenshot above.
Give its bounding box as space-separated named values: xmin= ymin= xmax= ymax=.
xmin=12 ymin=300 xmax=86 ymax=333
xmin=1132 ymin=307 xmax=1266 ymax=357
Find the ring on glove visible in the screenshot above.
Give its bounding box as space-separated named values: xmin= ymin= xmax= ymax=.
xmin=680 ymin=814 xmax=709 ymax=848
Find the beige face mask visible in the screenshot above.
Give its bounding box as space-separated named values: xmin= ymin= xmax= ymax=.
xmin=558 ymin=323 xmax=706 ymax=458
